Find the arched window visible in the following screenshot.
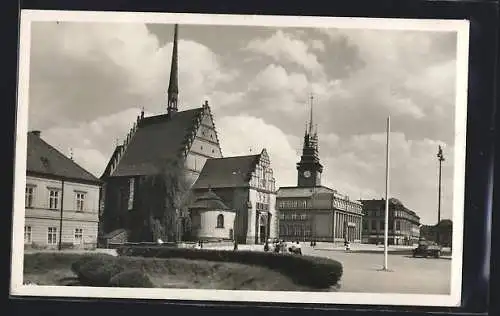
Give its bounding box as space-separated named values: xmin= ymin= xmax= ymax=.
xmin=216 ymin=214 xmax=224 ymax=228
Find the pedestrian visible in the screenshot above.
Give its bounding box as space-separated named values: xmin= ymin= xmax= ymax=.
xmin=344 ymin=239 xmax=350 ymax=251
xmin=295 ymin=241 xmax=302 ymax=255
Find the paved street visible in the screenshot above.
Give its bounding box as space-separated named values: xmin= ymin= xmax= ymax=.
xmin=200 ymin=242 xmax=451 ymax=294
xmin=302 ymin=245 xmax=451 ymax=294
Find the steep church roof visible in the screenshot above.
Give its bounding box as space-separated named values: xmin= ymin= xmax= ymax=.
xmin=26 ymin=131 xmax=100 ymax=184
xmin=108 ymin=108 xmax=204 ymax=177
xmin=102 ymin=24 xmax=223 ymax=179
xmin=192 ymin=154 xmax=262 ymax=189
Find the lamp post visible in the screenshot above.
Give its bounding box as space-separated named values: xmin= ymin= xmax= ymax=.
xmin=436 ymin=145 xmax=445 ymax=244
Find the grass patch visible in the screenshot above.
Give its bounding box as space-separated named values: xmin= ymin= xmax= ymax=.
xmin=23 ymin=253 xmax=317 ymax=291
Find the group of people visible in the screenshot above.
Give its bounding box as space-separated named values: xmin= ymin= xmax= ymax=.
xmin=264 ymin=239 xmax=302 ymax=255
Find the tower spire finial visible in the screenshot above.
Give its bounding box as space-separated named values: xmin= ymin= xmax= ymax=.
xmin=167 ymin=24 xmax=179 ymax=115
xmin=309 ymin=93 xmax=314 ymax=135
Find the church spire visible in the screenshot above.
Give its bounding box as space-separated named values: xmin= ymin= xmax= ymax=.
xmin=308 ymin=93 xmax=314 ymax=136
xmin=167 ymin=24 xmax=179 ymax=115
xmin=297 ymin=93 xmax=323 ymax=187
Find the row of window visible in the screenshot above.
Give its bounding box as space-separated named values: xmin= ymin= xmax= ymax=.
xmin=366 ymin=209 xmax=419 ymax=222
xmin=278 ymin=199 xmax=362 ymax=213
xmin=24 ymin=226 xmax=84 ymax=245
xmin=25 ymin=185 xmax=87 ymax=211
xmin=363 ymin=219 xmax=419 ymax=231
xmin=279 ymin=200 xmax=308 ymax=209
xmin=332 ymin=199 xmax=362 ymax=213
xmin=279 ymin=213 xmax=309 ymax=221
xmin=279 ymin=224 xmax=312 ymax=236
xmin=257 ymin=191 xmax=270 ymax=203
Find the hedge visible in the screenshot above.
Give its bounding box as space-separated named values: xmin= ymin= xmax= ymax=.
xmin=73 ymin=255 xmax=124 ymax=287
xmin=109 ymin=270 xmax=154 ymax=288
xmin=117 ymin=246 xmax=343 ymax=289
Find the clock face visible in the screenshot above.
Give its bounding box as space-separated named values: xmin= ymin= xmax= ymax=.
xmin=303 ymin=170 xmax=311 ymax=178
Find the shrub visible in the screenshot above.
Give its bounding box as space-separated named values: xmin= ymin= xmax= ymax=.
xmin=71 ymin=255 xmax=103 ymax=275
xmin=74 ymin=255 xmax=124 ymax=287
xmin=117 ymin=246 xmax=343 ymax=289
xmin=109 ymin=270 xmax=154 ymax=288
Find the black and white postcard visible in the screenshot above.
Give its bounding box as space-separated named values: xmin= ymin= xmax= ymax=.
xmin=11 ymin=10 xmax=469 ymax=307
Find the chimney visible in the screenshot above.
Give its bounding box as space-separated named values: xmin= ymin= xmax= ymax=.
xmin=31 ymin=130 xmax=41 ymax=137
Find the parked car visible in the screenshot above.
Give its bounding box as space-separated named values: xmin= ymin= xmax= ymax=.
xmin=413 ymin=241 xmax=442 ymax=258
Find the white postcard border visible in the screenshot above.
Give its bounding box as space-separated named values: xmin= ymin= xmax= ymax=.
xmin=11 ymin=10 xmax=470 ymax=307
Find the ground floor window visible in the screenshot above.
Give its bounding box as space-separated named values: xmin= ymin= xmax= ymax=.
xmin=47 ymin=227 xmax=58 ymax=245
xmin=74 ymin=228 xmax=83 ymax=245
xmin=24 ymin=226 xmax=32 ymax=244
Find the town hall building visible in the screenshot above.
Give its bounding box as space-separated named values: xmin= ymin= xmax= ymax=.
xmin=99 ymin=24 xmax=278 ymax=245
xmin=276 ymin=97 xmax=364 ymax=243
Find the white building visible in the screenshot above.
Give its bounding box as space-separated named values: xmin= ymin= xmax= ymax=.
xmin=24 ymin=131 xmax=101 ymax=249
xmin=191 ymin=149 xmax=278 ymax=244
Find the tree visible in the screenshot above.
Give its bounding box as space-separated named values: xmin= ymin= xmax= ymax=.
xmin=137 ymin=159 xmax=191 ymax=242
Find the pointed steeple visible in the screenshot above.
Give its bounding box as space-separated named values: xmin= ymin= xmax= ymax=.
xmin=297 ymin=93 xmax=323 ymax=187
xmin=167 ymin=24 xmax=179 ymax=115
xmin=308 ymin=94 xmax=314 ymax=136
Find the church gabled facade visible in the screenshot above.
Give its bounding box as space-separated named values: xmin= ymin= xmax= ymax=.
xmin=191 ymin=149 xmax=278 ymax=244
xmin=99 ymin=24 xmax=279 ymax=245
xmin=99 ymin=25 xmax=223 ymax=243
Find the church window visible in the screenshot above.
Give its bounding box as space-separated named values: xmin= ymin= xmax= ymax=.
xmin=216 ymin=214 xmax=224 ymax=228
xmin=128 ymin=178 xmax=135 ymax=210
xmin=212 ymin=149 xmax=215 ymax=153
xmin=200 ymin=145 xmax=203 ymax=150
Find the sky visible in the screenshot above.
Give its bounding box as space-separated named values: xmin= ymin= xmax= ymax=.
xmin=26 ymin=20 xmax=461 ymax=225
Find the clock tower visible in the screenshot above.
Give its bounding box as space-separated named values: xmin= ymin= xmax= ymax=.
xmin=297 ymin=95 xmax=323 ymax=187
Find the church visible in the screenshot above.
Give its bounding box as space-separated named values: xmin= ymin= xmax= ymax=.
xmin=99 ymin=24 xmax=278 ymax=245
xmin=276 ymin=97 xmax=364 ymax=243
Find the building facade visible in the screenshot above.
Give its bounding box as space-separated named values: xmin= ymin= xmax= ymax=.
xmin=360 ymin=198 xmax=421 ymax=245
xmin=188 ymin=190 xmax=236 ymax=241
xmin=99 ymin=25 xmax=223 ymax=243
xmin=276 ymin=97 xmax=363 ymax=243
xmin=25 ymin=131 xmax=101 ymax=249
xmin=191 ymin=149 xmax=278 ymax=244
xmin=420 ymin=219 xmax=452 ymax=247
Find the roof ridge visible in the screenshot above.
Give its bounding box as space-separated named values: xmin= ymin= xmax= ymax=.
xmin=206 ymin=154 xmax=261 ymax=161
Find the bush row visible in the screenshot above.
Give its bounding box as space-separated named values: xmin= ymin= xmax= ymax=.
xmin=117 ymin=246 xmax=343 ymax=289
xmin=71 ymin=255 xmax=153 ymax=288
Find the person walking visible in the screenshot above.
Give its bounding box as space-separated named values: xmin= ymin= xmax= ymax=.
xmin=295 ymin=241 xmax=302 ymax=255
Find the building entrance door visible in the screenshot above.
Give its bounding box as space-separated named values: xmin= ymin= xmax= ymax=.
xmin=258 ymin=214 xmax=267 ymax=244
xmin=259 ymin=225 xmax=266 ymax=244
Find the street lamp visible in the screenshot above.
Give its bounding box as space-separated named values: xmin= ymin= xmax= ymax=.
xmin=436 ymin=145 xmax=445 ymax=244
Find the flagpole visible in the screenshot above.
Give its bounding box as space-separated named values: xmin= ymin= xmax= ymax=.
xmin=384 ymin=116 xmax=390 ymax=271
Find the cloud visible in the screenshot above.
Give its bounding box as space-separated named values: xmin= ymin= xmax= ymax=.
xmin=319 ymin=131 xmax=454 ymax=224
xmin=28 ymin=22 xmax=235 ymax=130
xmin=245 ymin=30 xmax=324 ymax=75
xmin=311 ymin=39 xmax=326 ymax=52
xmin=216 ymin=115 xmax=299 ymax=188
xmin=40 ymin=107 xmax=149 ymax=177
